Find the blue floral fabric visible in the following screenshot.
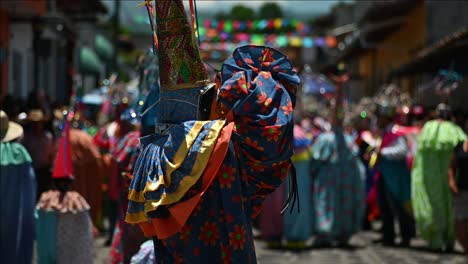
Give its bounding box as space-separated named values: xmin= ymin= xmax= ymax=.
xmin=126 ymin=45 xmax=300 ymax=263
xmin=310 ymin=128 xmax=366 ymax=241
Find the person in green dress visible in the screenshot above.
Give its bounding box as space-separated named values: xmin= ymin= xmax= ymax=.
xmin=412 ymin=104 xmax=467 ymax=251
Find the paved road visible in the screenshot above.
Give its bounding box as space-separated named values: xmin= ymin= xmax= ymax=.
xmin=255 ymin=232 xmax=468 ymax=264
xmin=95 ymin=232 xmax=468 ymax=264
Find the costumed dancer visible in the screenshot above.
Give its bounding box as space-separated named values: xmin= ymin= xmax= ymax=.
xmin=412 ymin=103 xmax=466 ymax=251
xmin=353 ymin=107 xmax=380 ymax=229
xmin=125 ymin=0 xmax=300 ymax=263
xmin=67 ymin=119 xmax=104 ymax=227
xmin=36 ymin=116 xmax=95 ymax=264
xmin=283 ymin=120 xmax=313 ymax=249
xmin=373 ymin=100 xmax=415 ymax=247
xmin=310 ymin=73 xmax=365 ymax=247
xmin=94 ymin=106 xmax=121 ymax=242
xmin=0 ymin=110 xmax=36 ymax=264
xmin=109 ymin=106 xmax=147 ymax=264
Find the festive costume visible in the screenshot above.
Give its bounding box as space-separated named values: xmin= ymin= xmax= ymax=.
xmin=356 ymin=130 xmax=380 ymax=223
xmin=69 ymin=127 xmax=104 ymax=224
xmin=110 ymin=130 xmax=147 ymax=264
xmin=36 ymin=191 xmax=95 ymax=264
xmin=36 ymin=120 xmax=95 ymax=264
xmin=377 ymin=125 xmax=415 ymax=245
xmin=310 ymin=128 xmax=365 ymax=244
xmin=125 ymin=1 xmax=300 ymax=263
xmin=283 ymin=124 xmax=313 ymax=246
xmin=95 ymin=121 xmax=123 ymax=242
xmin=0 ymin=111 xmax=36 ymax=264
xmin=412 ymin=120 xmax=466 ymax=250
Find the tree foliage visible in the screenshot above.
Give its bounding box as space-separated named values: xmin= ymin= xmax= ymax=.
xmin=230 ymin=4 xmax=256 ymax=20
xmin=258 ymin=2 xmax=283 ymax=19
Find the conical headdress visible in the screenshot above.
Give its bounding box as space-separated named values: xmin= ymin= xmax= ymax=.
xmin=52 ymin=120 xmax=74 ymax=180
xmin=155 ymin=0 xmax=209 ymax=91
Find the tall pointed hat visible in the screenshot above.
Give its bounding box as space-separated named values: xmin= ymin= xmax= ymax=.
xmin=151 ymin=0 xmax=213 ymax=123
xmin=52 ymin=119 xmax=74 ymax=179
xmin=156 ymin=0 xmax=209 ymax=91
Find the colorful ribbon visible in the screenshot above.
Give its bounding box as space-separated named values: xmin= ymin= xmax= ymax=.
xmin=138 ymin=0 xmax=158 ymax=53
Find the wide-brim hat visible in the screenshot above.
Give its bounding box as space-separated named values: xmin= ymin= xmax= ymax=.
xmin=1 ymin=110 xmax=24 ymax=142
xmin=27 ymin=109 xmax=48 ymax=122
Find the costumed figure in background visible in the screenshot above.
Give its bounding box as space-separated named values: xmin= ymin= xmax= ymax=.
xmin=310 ymin=73 xmax=365 ymax=247
xmin=125 ymin=1 xmax=300 ymax=263
xmin=51 ymin=109 xmax=104 ymax=227
xmin=109 ymin=105 xmax=147 ymax=264
xmin=373 ymin=100 xmax=415 ymax=247
xmin=94 ymin=95 xmax=134 ymax=244
xmin=36 ymin=114 xmax=95 ymax=264
xmin=0 ymin=110 xmax=36 ymax=264
xmin=412 ymin=103 xmax=466 ymax=251
xmin=283 ymin=119 xmax=313 ymax=249
xmin=351 ymin=99 xmax=379 ymax=229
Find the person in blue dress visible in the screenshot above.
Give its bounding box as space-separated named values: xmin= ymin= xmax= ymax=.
xmin=283 ymin=120 xmax=313 ymax=249
xmin=0 ymin=110 xmax=36 ymax=264
xmin=310 ymin=74 xmax=366 ymax=247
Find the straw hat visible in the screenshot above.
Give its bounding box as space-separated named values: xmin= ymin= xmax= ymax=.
xmin=0 ymin=110 xmax=24 ymax=142
xmin=27 ymin=109 xmax=48 ymax=122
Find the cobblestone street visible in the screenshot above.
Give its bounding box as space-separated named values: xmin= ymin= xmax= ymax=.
xmin=95 ymin=231 xmax=468 ymax=264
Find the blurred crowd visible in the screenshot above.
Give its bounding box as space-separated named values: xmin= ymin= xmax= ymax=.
xmin=1 ymin=74 xmax=468 ymax=263
xmin=257 ymin=83 xmax=468 ymax=254
xmin=1 ymin=80 xmax=153 ymax=263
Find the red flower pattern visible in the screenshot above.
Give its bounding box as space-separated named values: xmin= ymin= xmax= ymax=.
xmin=261 ymin=126 xmax=281 ymax=142
xmin=237 ymin=74 xmax=249 ymax=94
xmin=218 ymin=165 xmax=236 ymax=189
xmin=199 ymin=222 xmax=219 ymax=246
xmin=249 ymin=161 xmax=265 ymax=172
xmin=232 ymin=195 xmax=241 ymax=203
xmin=259 ymin=48 xmax=274 ymax=65
xmin=229 ymin=225 xmax=246 ymax=250
xmin=174 ymin=253 xmax=184 ymax=264
xmin=244 ymin=57 xmax=254 ymax=65
xmin=179 ymin=224 xmax=192 ymax=243
xmin=245 ymin=137 xmax=264 ymax=151
xmin=273 ymin=164 xmax=289 ymax=179
xmin=282 ymin=101 xmax=293 ymax=116
xmin=221 ymin=243 xmax=232 ymax=264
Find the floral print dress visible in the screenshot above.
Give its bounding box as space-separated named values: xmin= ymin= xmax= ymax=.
xmin=126 ymin=46 xmax=300 ymax=263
